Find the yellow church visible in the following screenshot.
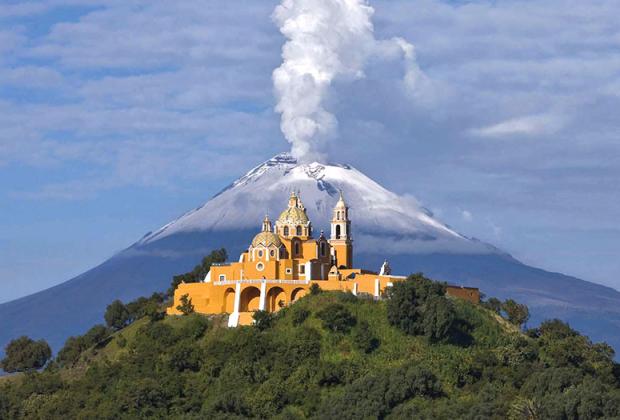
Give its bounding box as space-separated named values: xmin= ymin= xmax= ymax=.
xmin=167 ymin=191 xmax=479 ymax=326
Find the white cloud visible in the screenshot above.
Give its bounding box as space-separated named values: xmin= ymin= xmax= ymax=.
xmin=461 ymin=210 xmax=473 ymax=222
xmin=470 ymin=114 xmax=566 ymax=138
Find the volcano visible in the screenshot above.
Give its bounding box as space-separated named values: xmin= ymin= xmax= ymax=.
xmin=2 ymin=153 xmax=620 ymax=354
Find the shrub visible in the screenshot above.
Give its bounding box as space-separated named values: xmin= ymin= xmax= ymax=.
xmin=387 ymin=274 xmax=455 ymax=341
xmin=309 ymin=283 xmax=322 ymax=295
xmin=316 ymin=304 xmax=356 ymax=333
xmin=291 ymin=307 xmax=310 ymax=326
xmin=351 ymin=320 xmax=380 ymax=353
xmin=1 ymin=336 xmax=52 ymax=372
xmin=252 ymin=310 xmax=274 ymax=331
xmin=176 ymin=294 xmax=195 ymax=315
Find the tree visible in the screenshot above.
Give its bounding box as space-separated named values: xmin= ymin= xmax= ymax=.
xmin=502 ymin=299 xmax=530 ymax=328
xmin=252 ymin=310 xmax=274 ymax=331
xmin=422 ymin=296 xmax=456 ymax=342
xmin=309 ymin=283 xmax=322 ymax=295
xmin=168 ymin=248 xmax=228 ymax=295
xmin=176 ymin=294 xmax=195 ymax=315
xmin=104 ymin=300 xmax=130 ymax=330
xmin=484 ymin=297 xmax=502 ymax=314
xmin=351 ymin=320 xmax=380 ymax=353
xmin=291 ymin=307 xmax=310 ymax=326
xmin=387 ymin=274 xmax=455 ymax=342
xmin=1 ymin=336 xmax=52 ymax=372
xmin=316 ymin=304 xmax=356 ymax=333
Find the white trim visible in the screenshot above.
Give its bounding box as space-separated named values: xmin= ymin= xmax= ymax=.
xmin=214 ymin=279 xmax=310 ymax=286
xmin=353 ymin=283 xmax=358 ymax=296
xmin=374 ymin=278 xmax=380 ymax=298
xmin=305 ymin=261 xmax=312 ymax=281
xmin=259 ymin=280 xmax=267 ymax=311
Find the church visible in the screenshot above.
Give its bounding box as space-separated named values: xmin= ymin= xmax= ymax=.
xmin=167 ymin=191 xmax=479 ymax=326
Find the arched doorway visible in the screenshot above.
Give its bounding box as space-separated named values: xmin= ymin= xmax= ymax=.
xmin=291 ymin=287 xmax=307 ymax=302
xmin=240 ymin=286 xmax=261 ymax=312
xmin=267 ymin=287 xmax=287 ymax=312
xmin=223 ymin=287 xmax=235 ymax=313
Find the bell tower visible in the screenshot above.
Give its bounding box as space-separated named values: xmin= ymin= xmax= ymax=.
xmin=329 ymin=191 xmax=352 ymax=269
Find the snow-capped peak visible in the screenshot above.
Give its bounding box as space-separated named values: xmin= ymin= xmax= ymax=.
xmin=139 ymin=153 xmax=496 ymax=255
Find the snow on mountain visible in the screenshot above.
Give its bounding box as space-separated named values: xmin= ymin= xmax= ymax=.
xmin=140 ymin=153 xmax=495 ymax=255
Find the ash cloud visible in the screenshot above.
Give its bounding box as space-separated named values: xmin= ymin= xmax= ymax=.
xmin=272 ymin=0 xmax=424 ymax=162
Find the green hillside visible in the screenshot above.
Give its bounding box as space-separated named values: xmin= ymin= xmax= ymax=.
xmin=1 ymin=277 xmax=620 ymax=419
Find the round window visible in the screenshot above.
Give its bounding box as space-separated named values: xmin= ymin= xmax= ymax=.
xmin=270 ymin=249 xmax=275 ymax=257
xmin=256 ymin=262 xmax=264 ymax=271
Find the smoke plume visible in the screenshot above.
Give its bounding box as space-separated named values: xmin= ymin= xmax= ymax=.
xmin=272 ymin=0 xmax=424 ymax=162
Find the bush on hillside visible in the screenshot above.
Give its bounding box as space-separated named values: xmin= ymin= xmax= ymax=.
xmin=1 ymin=336 xmax=52 ymax=373
xmin=176 ymin=294 xmax=195 ymax=315
xmin=316 ymin=303 xmax=357 ymax=333
xmin=57 ymin=324 xmax=111 ymax=367
xmin=387 ymin=273 xmax=456 ymax=342
xmin=351 ymin=320 xmax=380 ymax=353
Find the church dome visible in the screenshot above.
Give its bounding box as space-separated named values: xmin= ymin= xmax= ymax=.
xmin=278 ymin=207 xmax=309 ymax=225
xmin=251 ymin=231 xmax=282 ymax=247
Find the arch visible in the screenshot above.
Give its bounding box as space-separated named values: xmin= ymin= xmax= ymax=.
xmin=240 ymin=286 xmax=261 ymax=312
xmin=296 ymin=225 xmax=302 ymax=236
xmin=335 ymin=225 xmax=341 ymax=239
xmin=283 ymin=226 xmax=289 ymax=236
xmin=222 ymin=287 xmax=235 ymax=313
xmin=267 ymin=287 xmax=287 ymax=312
xmin=291 ymin=287 xmax=307 ymax=302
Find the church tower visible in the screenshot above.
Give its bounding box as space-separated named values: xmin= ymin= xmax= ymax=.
xmin=329 ymin=191 xmax=352 ymax=269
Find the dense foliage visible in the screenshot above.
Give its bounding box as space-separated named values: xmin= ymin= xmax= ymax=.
xmin=0 ymin=337 xmax=51 ymax=373
xmin=2 ymin=276 xmax=620 ymax=419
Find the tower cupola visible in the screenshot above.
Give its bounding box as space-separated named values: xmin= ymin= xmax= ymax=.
xmin=329 ymin=191 xmax=352 ymax=268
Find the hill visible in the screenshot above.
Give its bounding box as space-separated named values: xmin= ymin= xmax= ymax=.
xmin=2 ymin=282 xmax=620 ymax=419
xmin=2 ymin=153 xmax=620 ymax=356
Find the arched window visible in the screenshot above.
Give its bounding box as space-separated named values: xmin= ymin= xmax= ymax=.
xmin=283 ymin=226 xmax=289 ymax=236
xmin=294 ymin=242 xmax=300 ymax=255
xmin=335 ymin=225 xmax=341 ymax=239
xmin=258 ymin=250 xmax=263 ymax=258
xmin=337 ymin=211 xmax=340 ymax=220
xmin=270 ymin=249 xmax=275 ymax=257
xmin=320 ymin=242 xmax=326 ymax=256
xmin=296 ymin=225 xmax=302 ymax=236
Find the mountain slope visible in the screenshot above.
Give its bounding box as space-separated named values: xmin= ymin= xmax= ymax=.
xmin=2 ymin=153 xmax=620 ymax=355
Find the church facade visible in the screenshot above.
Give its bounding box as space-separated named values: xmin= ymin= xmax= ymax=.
xmin=167 ymin=192 xmax=479 ymax=326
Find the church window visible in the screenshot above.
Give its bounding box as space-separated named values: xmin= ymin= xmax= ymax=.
xmin=219 ymin=274 xmax=226 ymax=281
xmin=270 ymin=249 xmax=275 ymax=257
xmin=336 ymin=225 xmax=341 ymax=239
xmin=299 ymin=265 xmax=305 ymax=274
xmin=256 ymin=262 xmax=264 ymax=271
xmin=320 ymin=242 xmax=326 ymax=256
xmin=296 ymin=226 xmax=302 ymax=236
xmin=284 ymin=226 xmax=289 ymax=236
xmin=294 ymin=242 xmax=300 ymax=255
xmin=286 ymin=268 xmax=292 ymax=275
xmin=258 ymin=250 xmax=263 ymax=258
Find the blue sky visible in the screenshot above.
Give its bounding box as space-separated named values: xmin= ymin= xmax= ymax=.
xmin=1 ymin=0 xmax=619 ymax=303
